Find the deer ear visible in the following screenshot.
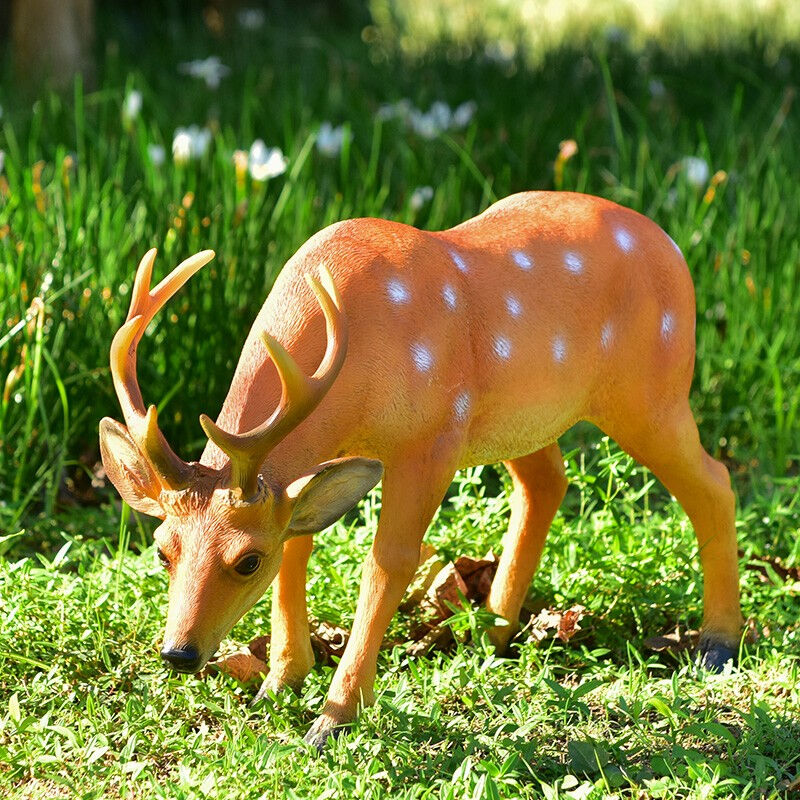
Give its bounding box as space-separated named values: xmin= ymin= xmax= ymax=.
xmin=284 ymin=457 xmax=383 ymax=535
xmin=99 ymin=417 xmax=166 ymax=518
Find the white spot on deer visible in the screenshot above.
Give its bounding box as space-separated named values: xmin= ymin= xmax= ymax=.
xmin=552 ymin=335 xmax=567 ymax=363
xmin=601 ymin=321 xmax=614 ymax=350
xmin=454 ymin=391 xmax=471 ymax=421
xmin=667 ymin=233 xmax=682 ymax=256
xmin=442 ymin=283 xmax=457 ymax=310
xmin=386 ymin=278 xmax=410 ymax=304
xmin=564 ymin=251 xmax=583 ymax=274
xmin=505 ymin=294 xmax=522 ymax=318
xmin=411 ymin=342 xmax=434 ymax=372
xmin=661 ymin=312 xmax=675 ymax=340
xmin=614 ymin=228 xmax=634 ymax=253
xmin=493 ymin=335 xmax=512 ymax=360
xmin=450 ymin=250 xmax=468 ymax=273
xmin=511 ymin=250 xmax=532 ymax=270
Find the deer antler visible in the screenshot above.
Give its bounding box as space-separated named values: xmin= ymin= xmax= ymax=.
xmin=110 ymin=248 xmax=215 ymax=489
xmin=200 ymin=264 xmax=348 ymax=499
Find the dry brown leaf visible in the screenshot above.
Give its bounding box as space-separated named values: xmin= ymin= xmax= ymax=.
xmin=739 ymin=549 xmax=800 ymax=585
xmin=528 ymin=609 xmax=564 ymax=643
xmin=409 ymin=561 xmax=469 ymax=639
xmin=454 ymin=551 xmax=499 ymax=603
xmin=557 ymin=605 xmax=587 ymax=642
xmin=204 ymin=645 xmax=268 ymax=684
xmin=309 ymin=620 xmax=349 ymax=663
xmin=248 ymin=635 xmax=270 ymax=661
xmin=527 ymin=605 xmax=587 ymax=644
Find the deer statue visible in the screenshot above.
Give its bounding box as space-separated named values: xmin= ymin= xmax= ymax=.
xmin=99 ymin=191 xmax=743 ymax=750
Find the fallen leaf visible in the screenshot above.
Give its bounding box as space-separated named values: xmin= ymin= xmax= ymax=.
xmin=453 ymin=551 xmax=499 ymax=603
xmin=528 ymin=609 xmax=564 ymax=643
xmin=309 ymin=620 xmax=349 ymax=663
xmin=248 ymin=635 xmax=270 ymax=661
xmin=410 ymin=562 xmax=469 ymax=638
xmin=204 ymin=646 xmax=267 ymax=684
xmin=557 ymin=605 xmax=587 ymax=642
xmin=739 ymin=549 xmax=800 ymax=585
xmin=527 ymin=605 xmax=588 ymax=644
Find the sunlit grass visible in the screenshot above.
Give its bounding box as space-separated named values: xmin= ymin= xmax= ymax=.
xmin=1 ymin=453 xmax=798 ymax=798
xmin=368 ymin=0 xmax=800 ymax=61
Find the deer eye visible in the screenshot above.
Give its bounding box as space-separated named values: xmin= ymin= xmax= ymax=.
xmin=157 ymin=548 xmax=171 ymax=568
xmin=234 ymin=553 xmax=262 ymax=576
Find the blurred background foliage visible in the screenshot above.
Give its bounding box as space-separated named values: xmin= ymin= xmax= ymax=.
xmin=368 ymin=0 xmax=800 ymax=60
xmin=0 ymin=0 xmax=798 ymax=537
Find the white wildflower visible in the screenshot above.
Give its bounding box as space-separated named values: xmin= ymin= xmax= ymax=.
xmin=410 ymin=186 xmax=433 ymax=211
xmin=381 ymin=99 xmax=477 ymax=138
xmin=147 ymin=144 xmax=166 ymax=167
xmin=682 ymin=156 xmax=710 ymax=189
xmin=648 ymin=79 xmax=666 ymax=99
xmin=428 ymin=101 xmax=452 ymax=130
xmin=248 ymin=139 xmax=287 ymax=181
xmin=376 ymin=98 xmax=412 ymax=122
xmin=409 ymin=107 xmax=446 ymax=139
xmin=179 ymin=56 xmax=231 ymax=90
xmin=452 ymin=100 xmax=477 ymax=129
xmin=172 ymin=126 xmax=211 ymax=164
xmin=316 ymin=122 xmax=350 ymax=157
xmin=122 ymin=90 xmax=142 ymax=124
xmin=172 ymin=132 xmax=192 ymax=165
xmin=237 ymin=8 xmax=266 ymax=30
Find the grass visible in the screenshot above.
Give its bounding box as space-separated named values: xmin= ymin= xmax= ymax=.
xmin=1 ymin=2 xmax=799 ymax=797
xmin=1 ymin=452 xmax=799 ymax=798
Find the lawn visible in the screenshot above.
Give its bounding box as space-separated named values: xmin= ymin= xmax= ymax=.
xmin=1 ymin=2 xmax=799 ymax=798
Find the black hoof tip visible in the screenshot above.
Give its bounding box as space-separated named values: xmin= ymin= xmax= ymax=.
xmin=697 ymin=643 xmax=737 ymax=673
xmin=303 ymin=718 xmax=346 ymax=754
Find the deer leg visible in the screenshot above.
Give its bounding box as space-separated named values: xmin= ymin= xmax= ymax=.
xmin=304 ymin=447 xmax=458 ymax=751
xmin=605 ymin=404 xmax=743 ymax=670
xmin=486 ymin=443 xmax=568 ymax=652
xmin=255 ymin=534 xmax=315 ymax=699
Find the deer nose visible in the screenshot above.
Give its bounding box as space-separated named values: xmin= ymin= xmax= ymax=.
xmin=160 ymin=644 xmax=202 ymax=673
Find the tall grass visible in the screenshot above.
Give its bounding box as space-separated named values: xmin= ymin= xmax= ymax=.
xmin=1 ymin=5 xmax=798 ymax=534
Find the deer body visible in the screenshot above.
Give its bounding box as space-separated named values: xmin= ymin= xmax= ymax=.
xmin=100 ymin=191 xmax=742 ymax=752
xmin=205 ymin=192 xmax=692 ymax=477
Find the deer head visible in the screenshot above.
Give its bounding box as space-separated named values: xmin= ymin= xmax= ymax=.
xmin=99 ymin=249 xmax=382 ymax=672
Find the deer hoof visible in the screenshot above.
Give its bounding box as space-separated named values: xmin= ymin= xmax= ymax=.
xmin=696 ymin=641 xmax=737 ymax=673
xmin=303 ymin=715 xmax=348 ymax=753
xmin=252 ymin=673 xmax=302 ymax=705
